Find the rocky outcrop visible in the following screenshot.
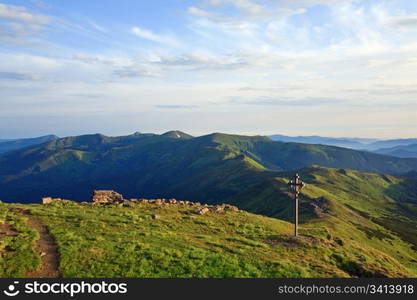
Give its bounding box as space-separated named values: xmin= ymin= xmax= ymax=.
xmin=301 ymin=196 xmax=332 ymax=217
xmin=92 ymin=190 xmax=124 ymax=204
xmin=90 ymin=190 xmax=240 ymax=214
xmin=42 ymin=197 xmax=55 ymax=204
xmin=42 ymin=190 xmax=241 ymax=214
xmin=41 ymin=197 xmax=70 ymax=204
xmin=194 ymin=204 xmax=240 ymax=215
xmin=194 ymin=207 xmax=210 ymax=215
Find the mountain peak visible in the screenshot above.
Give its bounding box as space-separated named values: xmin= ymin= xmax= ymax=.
xmin=161 ymin=131 xmax=193 ymax=139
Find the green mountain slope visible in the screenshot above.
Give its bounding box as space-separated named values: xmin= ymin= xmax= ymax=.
xmin=1 ymin=198 xmax=415 ymax=278
xmin=1 ymin=132 xmax=417 ymax=204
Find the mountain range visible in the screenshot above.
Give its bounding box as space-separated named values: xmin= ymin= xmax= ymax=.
xmin=1 ymin=130 xmax=416 ymax=277
xmin=374 ymin=144 xmax=417 ymax=158
xmin=2 ymin=133 xmax=417 ymax=159
xmin=1 ymin=131 xmax=417 ymax=205
xmin=268 ymin=134 xmax=377 ymax=149
xmin=269 ymin=134 xmax=417 ymax=156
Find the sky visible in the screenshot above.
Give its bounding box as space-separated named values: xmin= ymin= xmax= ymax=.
xmin=1 ymin=0 xmax=417 ymax=139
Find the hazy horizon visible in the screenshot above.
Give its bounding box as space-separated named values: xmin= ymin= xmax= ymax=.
xmin=1 ymin=129 xmax=416 ymax=141
xmin=1 ymin=0 xmax=417 ymax=139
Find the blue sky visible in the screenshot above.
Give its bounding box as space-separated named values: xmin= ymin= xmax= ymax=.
xmin=1 ymin=0 xmax=417 ymax=138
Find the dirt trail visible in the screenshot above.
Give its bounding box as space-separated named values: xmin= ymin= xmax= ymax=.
xmin=13 ymin=208 xmax=61 ymax=278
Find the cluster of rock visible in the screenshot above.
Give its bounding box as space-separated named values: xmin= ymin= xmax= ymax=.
xmin=91 ymin=190 xmax=239 ymax=214
xmin=41 ymin=190 xmax=240 ymax=215
xmin=92 ymin=190 xmax=124 ymax=204
xmin=41 ymin=197 xmax=70 ymax=204
xmin=301 ymin=196 xmax=333 ymax=217
xmin=193 ymin=204 xmax=239 ymax=215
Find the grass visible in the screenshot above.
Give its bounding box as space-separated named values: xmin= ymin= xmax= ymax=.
xmin=0 ymin=202 xmax=40 ymax=277
xmin=0 ymin=161 xmax=416 ymax=278
xmin=27 ymin=202 xmax=304 ymax=278
xmin=1 ymin=197 xmax=415 ymax=278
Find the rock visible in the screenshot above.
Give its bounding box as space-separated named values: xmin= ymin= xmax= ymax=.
xmin=194 ymin=207 xmax=210 ymax=215
xmin=224 ymin=205 xmax=239 ymax=212
xmin=301 ymin=196 xmax=332 ymax=217
xmin=86 ymin=190 xmax=246 ymax=214
xmin=92 ymin=190 xmax=124 ymax=204
xmin=42 ymin=197 xmax=53 ymax=204
xmin=41 ymin=197 xmax=67 ymax=204
xmin=334 ymin=237 xmax=344 ymax=246
xmin=212 ymin=205 xmax=224 ymax=213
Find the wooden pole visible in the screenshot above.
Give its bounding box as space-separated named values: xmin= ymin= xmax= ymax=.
xmin=294 ymin=189 xmax=298 ymax=237
xmin=288 ymin=173 xmax=304 ymax=237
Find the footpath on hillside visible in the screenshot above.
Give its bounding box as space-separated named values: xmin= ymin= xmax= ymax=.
xmin=12 ymin=208 xmax=61 ymax=278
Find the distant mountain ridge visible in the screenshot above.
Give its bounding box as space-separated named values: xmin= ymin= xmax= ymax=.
xmin=375 ymin=144 xmax=417 ymax=158
xmin=367 ymin=139 xmax=417 ymax=151
xmin=0 ymin=135 xmax=59 ymax=154
xmin=1 ymin=131 xmax=417 ymax=204
xmin=3 ymin=133 xmax=416 ymax=158
xmin=268 ymin=134 xmax=375 ymax=149
xmin=268 ymin=134 xmax=417 ymax=155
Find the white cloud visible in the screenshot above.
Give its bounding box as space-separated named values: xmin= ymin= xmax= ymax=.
xmin=87 ymin=19 xmax=107 ymax=33
xmin=214 ymin=0 xmax=265 ymax=16
xmin=0 ymin=22 xmax=45 ymax=42
xmin=388 ymin=14 xmax=417 ymax=28
xmin=131 ymin=26 xmax=179 ymax=46
xmin=188 ymin=0 xmax=305 ymax=23
xmin=278 ymin=0 xmax=360 ymax=7
xmin=112 ymin=67 xmax=161 ymax=78
xmin=0 ymin=3 xmax=52 ymax=46
xmin=187 ymin=6 xmax=215 ymax=18
xmin=0 ymin=71 xmax=41 ymax=80
xmin=0 ymin=53 xmax=61 ymax=71
xmin=230 ymin=96 xmax=347 ymax=106
xmin=152 ymin=53 xmax=248 ymax=70
xmin=0 ymin=3 xmax=50 ymax=24
xmin=72 ymin=54 xmax=118 ymax=66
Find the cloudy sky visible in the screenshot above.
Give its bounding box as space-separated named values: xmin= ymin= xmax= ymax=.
xmin=1 ymin=0 xmax=417 ymax=138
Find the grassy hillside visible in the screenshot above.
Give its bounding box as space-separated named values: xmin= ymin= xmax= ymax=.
xmin=1 ymin=132 xmax=417 ymax=204
xmin=1 ymin=164 xmax=416 ymax=278
xmin=233 ymin=167 xmax=417 ymax=259
xmin=1 ymin=197 xmax=415 ymax=278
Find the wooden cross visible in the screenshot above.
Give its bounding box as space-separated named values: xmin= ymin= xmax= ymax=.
xmin=288 ymin=173 xmax=305 ymax=237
